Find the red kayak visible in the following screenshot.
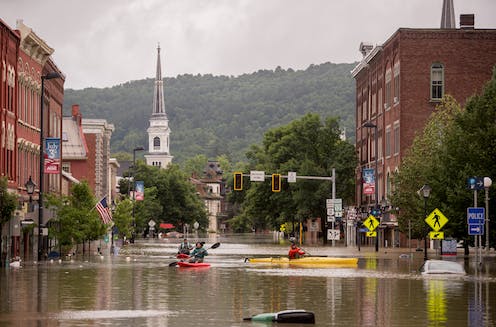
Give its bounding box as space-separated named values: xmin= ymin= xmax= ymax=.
xmin=177 ymin=261 xmax=210 ymax=268
xmin=176 ymin=253 xmax=190 ymax=259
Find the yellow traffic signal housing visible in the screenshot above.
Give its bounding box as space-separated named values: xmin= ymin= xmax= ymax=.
xmin=233 ymin=172 xmax=243 ymax=191
xmin=272 ymin=174 xmax=281 ymax=192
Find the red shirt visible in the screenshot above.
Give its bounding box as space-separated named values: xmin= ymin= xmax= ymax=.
xmin=288 ymin=246 xmax=305 ymax=259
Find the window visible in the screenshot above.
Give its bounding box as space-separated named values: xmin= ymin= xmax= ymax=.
xmin=62 ymin=162 xmax=71 ymax=173
xmin=153 ymin=136 xmax=160 ymax=150
xmin=393 ymin=122 xmax=400 ymax=155
xmin=385 ymin=126 xmax=391 ymax=158
xmin=385 ymin=68 xmax=392 ymax=109
xmin=393 ymin=61 xmax=400 ymax=104
xmin=431 ymin=63 xmax=444 ymax=100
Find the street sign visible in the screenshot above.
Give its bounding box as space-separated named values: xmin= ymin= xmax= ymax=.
xmin=334 ymin=199 xmax=343 ymax=218
xmin=327 ymin=208 xmax=334 ymax=216
xmin=429 ymin=231 xmax=444 ymax=240
xmin=467 ymin=177 xmax=484 ymax=190
xmin=467 ymin=207 xmax=485 ymax=224
xmin=359 ymin=228 xmax=368 ymax=233
xmin=327 ymin=229 xmax=340 ymax=240
xmin=425 ymin=208 xmax=448 ymax=232
xmin=363 ymin=215 xmax=379 ymax=231
xmin=250 ymin=170 xmax=265 ymax=182
xmin=287 ymin=171 xmax=297 ymax=183
xmin=469 ymin=224 xmax=484 ymax=235
xmin=366 ymin=231 xmax=377 ymax=237
xmin=327 ymin=216 xmax=335 ymax=223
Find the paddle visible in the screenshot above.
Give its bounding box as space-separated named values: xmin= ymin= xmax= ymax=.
xmin=169 ymin=242 xmax=220 ymax=266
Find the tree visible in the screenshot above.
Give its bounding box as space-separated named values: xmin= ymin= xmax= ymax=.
xmin=0 ymin=177 xmax=18 ymax=264
xmin=391 ymin=96 xmax=462 ymax=240
xmin=231 ymin=113 xmax=356 ymax=231
xmin=112 ymin=199 xmax=133 ymax=239
xmin=48 ymin=182 xmax=106 ymax=255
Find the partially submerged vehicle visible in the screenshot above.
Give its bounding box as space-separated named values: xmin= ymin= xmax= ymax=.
xmin=420 ymin=259 xmax=466 ymax=275
xmin=243 ymin=310 xmax=315 ymax=324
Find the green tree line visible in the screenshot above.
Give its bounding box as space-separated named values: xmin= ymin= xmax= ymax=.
xmin=63 ymin=62 xmax=357 ymax=163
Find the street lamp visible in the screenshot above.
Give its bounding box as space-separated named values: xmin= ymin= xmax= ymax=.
xmin=38 ymin=71 xmax=61 ymax=260
xmin=419 ymin=184 xmax=432 ymax=261
xmin=25 ymin=176 xmax=35 ymax=211
xmin=484 ymin=177 xmax=492 ymax=255
xmin=131 ymin=146 xmax=145 ymax=243
xmin=363 ymin=121 xmax=379 ymax=252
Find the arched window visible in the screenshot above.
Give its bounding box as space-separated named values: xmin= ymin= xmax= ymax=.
xmin=153 ymin=137 xmax=160 ymax=150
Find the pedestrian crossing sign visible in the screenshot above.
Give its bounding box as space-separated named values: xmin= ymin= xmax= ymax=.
xmin=425 ymin=208 xmax=448 ymax=232
xmin=429 ymin=231 xmax=444 ymax=240
xmin=363 ymin=215 xmax=379 ymax=232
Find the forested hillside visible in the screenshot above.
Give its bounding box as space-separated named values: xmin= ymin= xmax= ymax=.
xmin=63 ymin=62 xmax=357 ymax=163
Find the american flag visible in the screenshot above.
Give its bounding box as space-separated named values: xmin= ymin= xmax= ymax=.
xmin=96 ymin=197 xmax=113 ymax=224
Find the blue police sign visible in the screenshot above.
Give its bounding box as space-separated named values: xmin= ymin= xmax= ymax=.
xmin=467 ymin=207 xmax=485 ymax=224
xmin=467 ymin=177 xmax=484 ymax=190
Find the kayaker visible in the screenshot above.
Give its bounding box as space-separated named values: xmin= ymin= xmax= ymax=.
xmin=288 ymin=242 xmax=305 ymax=259
xmin=188 ymin=242 xmax=209 ymax=263
xmin=178 ymin=238 xmax=193 ymax=255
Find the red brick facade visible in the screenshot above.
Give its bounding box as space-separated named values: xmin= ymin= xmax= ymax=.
xmin=354 ymin=28 xmax=496 ymax=209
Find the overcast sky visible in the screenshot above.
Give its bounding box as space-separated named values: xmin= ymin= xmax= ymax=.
xmin=2 ymin=0 xmax=495 ymax=90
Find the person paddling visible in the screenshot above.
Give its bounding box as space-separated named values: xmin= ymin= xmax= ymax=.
xmin=178 ymin=238 xmax=193 ymax=255
xmin=288 ymin=242 xmax=305 ymax=259
xmin=188 ymin=242 xmax=209 ymax=263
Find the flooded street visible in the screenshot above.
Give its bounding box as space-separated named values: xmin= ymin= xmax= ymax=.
xmin=2 ymin=234 xmax=496 ymax=326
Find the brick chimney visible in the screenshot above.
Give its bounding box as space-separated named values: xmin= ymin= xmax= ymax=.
xmin=72 ymin=104 xmax=82 ymax=125
xmin=460 ymin=14 xmax=475 ymax=29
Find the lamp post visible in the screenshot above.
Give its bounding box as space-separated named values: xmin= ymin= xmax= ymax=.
xmin=25 ymin=176 xmax=35 ymax=206
xmin=38 ymin=72 xmax=61 ymax=260
xmin=131 ymin=146 xmax=145 ymax=243
xmin=364 ymin=121 xmax=379 ymax=252
xmin=419 ymin=184 xmax=432 ymax=261
xmin=484 ymin=177 xmax=492 ymax=255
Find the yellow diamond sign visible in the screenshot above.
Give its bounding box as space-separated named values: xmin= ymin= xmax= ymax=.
xmin=363 ymin=215 xmax=379 ymax=231
xmin=425 ymin=208 xmax=448 ymax=232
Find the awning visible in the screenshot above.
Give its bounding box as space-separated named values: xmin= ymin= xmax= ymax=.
xmin=159 ymin=223 xmax=175 ymax=229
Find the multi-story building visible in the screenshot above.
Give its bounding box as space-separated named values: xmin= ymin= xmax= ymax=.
xmin=1 ymin=19 xmax=64 ymax=261
xmin=352 ymin=4 xmax=496 ymax=247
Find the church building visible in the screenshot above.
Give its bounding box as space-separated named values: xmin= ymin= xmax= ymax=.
xmin=145 ymin=45 xmax=173 ymax=168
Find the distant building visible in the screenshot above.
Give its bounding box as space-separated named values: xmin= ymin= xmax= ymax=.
xmin=62 ymin=104 xmax=116 ymax=201
xmin=352 ymin=1 xmax=496 ymax=247
xmin=191 ymin=161 xmax=229 ymax=233
xmin=145 ymin=44 xmax=173 ymax=168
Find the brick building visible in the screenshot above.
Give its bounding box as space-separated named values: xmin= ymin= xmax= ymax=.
xmin=352 ymin=13 xmax=496 ymax=247
xmin=1 ymin=19 xmax=64 ymax=261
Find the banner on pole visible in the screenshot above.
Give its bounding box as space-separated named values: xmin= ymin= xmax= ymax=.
xmin=135 ymin=181 xmax=144 ymax=201
xmin=44 ymin=138 xmax=61 ymax=174
xmin=362 ymin=168 xmax=375 ymax=195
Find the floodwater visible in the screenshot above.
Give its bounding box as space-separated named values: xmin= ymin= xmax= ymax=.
xmin=1 ymin=234 xmax=496 ymax=326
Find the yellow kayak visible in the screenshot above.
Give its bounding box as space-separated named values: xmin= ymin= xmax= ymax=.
xmin=247 ymin=256 xmax=358 ymax=266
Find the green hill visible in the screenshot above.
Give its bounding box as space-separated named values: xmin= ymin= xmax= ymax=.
xmin=63 ymin=62 xmax=357 ymax=163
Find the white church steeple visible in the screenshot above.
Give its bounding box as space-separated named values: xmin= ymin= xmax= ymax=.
xmin=145 ymin=44 xmax=173 ymax=168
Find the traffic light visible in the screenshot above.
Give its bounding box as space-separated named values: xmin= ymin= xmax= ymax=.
xmin=233 ymin=172 xmax=243 ymax=191
xmin=272 ymin=174 xmax=281 ymax=192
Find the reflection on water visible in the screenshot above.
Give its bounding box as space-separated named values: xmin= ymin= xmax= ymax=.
xmin=1 ymin=235 xmax=496 ymax=326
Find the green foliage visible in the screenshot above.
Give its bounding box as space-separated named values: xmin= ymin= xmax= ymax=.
xmin=49 ymin=182 xmax=106 ymax=254
xmin=131 ymin=162 xmax=208 ymax=232
xmin=63 ymin=63 xmax=357 ymax=164
xmin=182 ymin=154 xmax=209 ymax=177
xmin=392 ymin=68 xmax=496 ymax=247
xmin=112 ymin=199 xmax=133 ymax=239
xmin=0 ymin=177 xmax=17 ymax=227
xmin=391 ymin=96 xmax=462 ymax=239
xmin=230 ymin=113 xmax=356 ymax=231
xmin=0 ymin=177 xmax=18 ymax=263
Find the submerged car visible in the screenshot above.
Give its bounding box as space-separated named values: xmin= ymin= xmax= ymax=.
xmin=420 ymin=259 xmax=466 ymax=275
